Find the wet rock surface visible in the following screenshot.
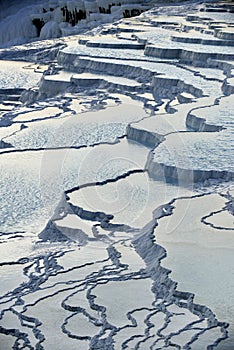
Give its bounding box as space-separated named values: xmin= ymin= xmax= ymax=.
xmin=0 ymin=1 xmax=233 ymax=349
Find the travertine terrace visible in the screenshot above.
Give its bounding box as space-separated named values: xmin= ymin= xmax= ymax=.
xmin=0 ymin=1 xmax=233 ymax=349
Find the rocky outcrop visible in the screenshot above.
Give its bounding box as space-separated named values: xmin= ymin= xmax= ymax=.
xmin=57 ymin=53 xmax=155 ymax=82
xmin=146 ymin=158 xmax=234 ymax=184
xmin=145 ymin=44 xmax=234 ymax=64
xmin=152 ymin=76 xmax=203 ymax=100
xmin=0 ymin=0 xmax=154 ymax=47
xmin=222 ymin=77 xmax=234 ymax=95
xmin=126 ymin=124 xmax=165 ymax=148
xmin=186 ymin=112 xmax=223 ymax=131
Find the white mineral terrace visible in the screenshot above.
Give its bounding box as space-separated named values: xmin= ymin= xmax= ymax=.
xmin=0 ymin=1 xmax=233 ymax=350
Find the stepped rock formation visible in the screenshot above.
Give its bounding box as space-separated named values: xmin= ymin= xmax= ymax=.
xmin=0 ymin=0 xmax=155 ymax=47
xmin=0 ymin=1 xmax=233 ymax=349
